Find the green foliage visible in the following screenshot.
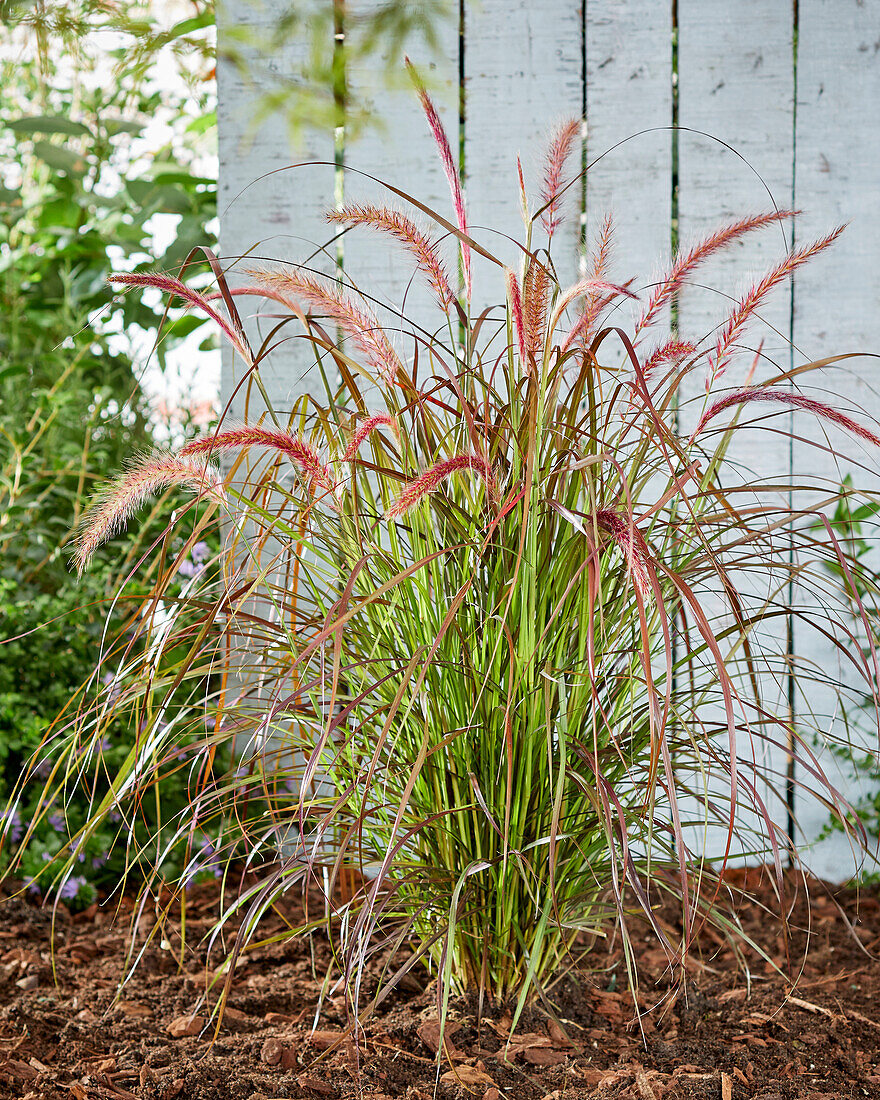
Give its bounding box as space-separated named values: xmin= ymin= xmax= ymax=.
xmin=813 ymin=480 xmax=880 ymax=854
xmin=55 ymin=90 xmax=880 ymax=1022
xmin=0 ymin=570 xmax=208 ymax=908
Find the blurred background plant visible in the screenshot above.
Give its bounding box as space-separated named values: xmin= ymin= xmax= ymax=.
xmin=0 ymin=0 xmax=219 ymax=906
xmin=0 ymin=0 xmax=457 ymax=909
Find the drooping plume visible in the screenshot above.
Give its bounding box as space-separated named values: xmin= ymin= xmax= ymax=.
xmin=551 ymin=277 xmax=638 ymax=348
xmin=73 ymin=453 xmax=224 ymax=575
xmin=342 ymin=414 xmax=401 ymax=462
xmin=642 ymin=340 xmax=697 ymax=384
xmin=541 ymin=118 xmax=580 ymax=239
xmin=245 ymin=268 xmax=403 ymax=387
xmin=108 ymin=272 xmax=252 ymax=363
xmin=692 ymin=387 xmax=880 ymax=450
xmin=181 ymin=426 xmax=337 ymax=497
xmin=710 ymin=224 xmax=845 ymax=380
xmin=387 ymin=454 xmax=499 ymax=519
xmin=634 ymin=210 xmax=797 ymax=337
xmin=406 ymin=58 xmax=471 ymax=300
xmin=327 ymin=204 xmax=456 ymax=311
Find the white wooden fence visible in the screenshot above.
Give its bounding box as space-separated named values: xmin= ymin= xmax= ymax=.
xmin=216 ymin=0 xmax=880 ymax=881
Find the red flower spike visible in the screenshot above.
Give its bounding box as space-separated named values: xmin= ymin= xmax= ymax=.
xmin=182 ymin=427 xmax=337 ymax=498
xmin=692 ymin=387 xmax=880 ymax=450
xmin=342 ymin=414 xmax=401 ymax=462
xmin=387 ymin=454 xmax=499 ymax=519
xmin=406 ymin=58 xmax=471 ymax=300
xmin=73 ymin=453 xmax=223 ymax=575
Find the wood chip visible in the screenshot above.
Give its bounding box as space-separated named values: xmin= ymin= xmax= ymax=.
xmin=261 ymin=1037 xmax=284 ymax=1066
xmin=296 ymin=1075 xmax=337 ymax=1097
xmin=786 ymin=995 xmax=834 ymax=1018
xmin=440 ymin=1066 xmax=496 ymax=1087
xmin=166 ymin=1014 xmax=204 ymax=1038
xmin=523 ymin=1047 xmax=567 ymax=1067
xmin=307 ymin=1030 xmax=344 ymax=1051
xmin=417 ymin=1017 xmax=461 ymax=1055
xmin=721 ymin=1072 xmax=733 ymax=1100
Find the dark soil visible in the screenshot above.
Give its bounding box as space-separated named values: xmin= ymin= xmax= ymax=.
xmin=1 ymin=868 xmax=879 ymax=1100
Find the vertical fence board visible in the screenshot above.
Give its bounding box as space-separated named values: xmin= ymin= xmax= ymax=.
xmin=584 ymin=0 xmax=672 ymax=310
xmin=217 ymin=0 xmax=338 ymax=418
xmin=343 ymin=5 xmax=460 ymax=352
xmin=464 ymin=0 xmax=583 ymax=316
xmin=791 ymin=0 xmax=880 ymax=881
xmin=677 ymin=2 xmax=795 ymax=864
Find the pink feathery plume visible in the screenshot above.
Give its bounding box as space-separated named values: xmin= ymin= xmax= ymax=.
xmin=642 ymin=340 xmax=697 ymax=384
xmin=711 ymin=224 xmax=845 ymax=379
xmin=517 ymin=156 xmax=529 ymax=224
xmin=541 ymin=118 xmax=580 ymax=238
xmin=108 ymin=272 xmax=251 ymax=362
xmin=387 ymin=454 xmax=499 ymax=519
xmin=342 ymin=414 xmax=401 ymax=462
xmin=561 ymin=279 xmax=638 ymax=354
xmin=244 ymin=268 xmax=402 ymax=387
xmin=552 ymin=277 xmax=638 ymax=345
xmin=72 ymin=452 xmax=223 ymax=575
xmin=406 ymin=58 xmax=471 ymax=300
xmin=595 ymin=509 xmax=653 ymax=602
xmin=327 ymin=204 xmax=456 ymax=311
xmin=691 ymin=387 xmax=880 ymax=449
xmin=506 ymin=270 xmax=528 ymax=366
xmin=560 ymin=214 xmax=624 ymax=353
xmin=181 ymin=426 xmax=337 ymax=497
xmin=589 ymin=213 xmax=615 ymax=283
xmin=634 ymin=210 xmax=797 ymax=337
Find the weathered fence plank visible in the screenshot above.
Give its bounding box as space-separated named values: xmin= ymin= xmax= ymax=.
xmin=218 ymin=0 xmax=338 ymax=417
xmin=791 ymin=0 xmax=880 ymax=880
xmin=464 ymin=0 xmax=583 ymax=314
xmin=343 ymin=3 xmax=460 ymax=350
xmin=585 ymin=0 xmax=672 ymax=313
xmin=676 ymin=1 xmax=796 ymax=867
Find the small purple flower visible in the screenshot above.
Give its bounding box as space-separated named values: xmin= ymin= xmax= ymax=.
xmin=108 ymin=810 xmax=121 ymax=824
xmin=48 ymin=811 xmax=65 ymax=832
xmin=192 ymin=541 xmax=210 ymax=563
xmin=59 ymin=876 xmax=85 ymax=901
xmin=177 ymin=558 xmax=196 ymax=578
xmin=0 ymin=807 xmax=23 ymax=844
xmin=91 ymin=854 xmax=107 ymax=871
xmin=101 ymin=671 xmax=122 ymax=702
xmin=23 ymin=876 xmax=41 ymax=897
xmin=33 ymin=757 xmax=54 ymax=778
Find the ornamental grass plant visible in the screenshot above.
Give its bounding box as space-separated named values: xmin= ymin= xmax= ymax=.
xmin=23 ymin=72 xmax=880 ymax=1026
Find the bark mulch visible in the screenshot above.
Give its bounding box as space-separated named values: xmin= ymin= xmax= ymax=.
xmin=1 ymin=867 xmax=879 ymax=1100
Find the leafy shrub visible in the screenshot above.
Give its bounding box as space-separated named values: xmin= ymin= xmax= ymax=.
xmin=53 ymin=75 xmax=880 ymax=1022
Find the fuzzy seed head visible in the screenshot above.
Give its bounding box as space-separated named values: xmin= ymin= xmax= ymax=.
xmin=181 ymin=426 xmax=337 ymax=497
xmin=72 ymin=452 xmax=224 ymax=575
xmin=387 ymin=454 xmax=499 ymax=519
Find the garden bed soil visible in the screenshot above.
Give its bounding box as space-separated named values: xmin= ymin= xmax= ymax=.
xmin=1 ymin=868 xmax=879 ymax=1100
